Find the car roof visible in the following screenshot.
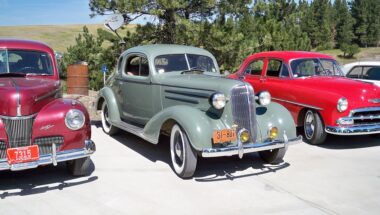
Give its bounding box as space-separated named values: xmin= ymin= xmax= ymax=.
xmin=247 ymin=51 xmax=334 ymax=61
xmin=344 ymin=61 xmax=380 ymax=67
xmin=0 ymin=38 xmax=53 ymax=53
xmin=124 ymin=44 xmax=215 ymax=58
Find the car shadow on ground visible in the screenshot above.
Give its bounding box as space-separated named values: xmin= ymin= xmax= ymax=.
xmin=0 ymin=161 xmax=98 ymax=199
xmin=106 ymin=125 xmax=290 ymax=182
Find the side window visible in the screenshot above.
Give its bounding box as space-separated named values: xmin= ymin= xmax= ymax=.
xmin=347 ymin=66 xmax=362 ymax=78
xmin=266 ymin=59 xmax=282 ymax=77
xmin=244 ymin=59 xmax=263 ymax=75
xmin=280 ymin=64 xmax=290 ymax=77
xmin=124 ymin=55 xmax=149 ymax=77
xmin=363 ymin=66 xmax=380 ymax=80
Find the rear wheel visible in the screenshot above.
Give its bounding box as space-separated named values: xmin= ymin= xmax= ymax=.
xmin=303 ymin=110 xmax=327 ymax=145
xmin=67 ymin=157 xmax=92 ymax=176
xmin=170 ymin=124 xmax=197 ymax=178
xmin=259 ymin=147 xmax=287 ymax=164
xmin=101 ymin=101 xmax=119 ymax=135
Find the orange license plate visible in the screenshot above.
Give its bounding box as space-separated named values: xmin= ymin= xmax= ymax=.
xmin=213 ymin=129 xmax=237 ymax=144
xmin=7 ymin=145 xmax=39 ymax=165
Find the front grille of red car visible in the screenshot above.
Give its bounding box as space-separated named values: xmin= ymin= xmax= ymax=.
xmin=351 ymin=108 xmax=380 ymax=125
xmin=230 ymin=84 xmax=258 ymax=143
xmin=34 ymin=136 xmax=64 ymax=155
xmin=1 ymin=115 xmax=35 ymax=148
xmin=0 ymin=141 xmax=6 ymax=159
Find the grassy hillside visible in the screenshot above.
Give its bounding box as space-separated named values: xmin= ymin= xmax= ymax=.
xmin=0 ymin=24 xmax=134 ymax=52
xmin=319 ymin=47 xmax=380 ymax=65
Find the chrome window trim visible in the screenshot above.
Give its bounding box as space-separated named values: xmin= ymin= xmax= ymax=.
xmin=272 ymin=97 xmax=323 ymax=110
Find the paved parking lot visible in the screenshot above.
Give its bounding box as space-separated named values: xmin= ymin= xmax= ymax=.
xmin=1 ymin=124 xmax=380 ymax=215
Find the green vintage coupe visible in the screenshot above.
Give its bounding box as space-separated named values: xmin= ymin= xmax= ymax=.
xmin=96 ymin=44 xmax=302 ymax=178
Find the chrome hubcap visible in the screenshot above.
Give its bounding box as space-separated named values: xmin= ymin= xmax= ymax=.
xmin=174 ymin=131 xmax=184 ymax=165
xmin=304 ymin=111 xmax=315 ymax=139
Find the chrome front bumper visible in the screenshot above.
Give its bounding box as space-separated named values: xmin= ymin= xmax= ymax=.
xmin=202 ymin=135 xmax=302 ymax=158
xmin=325 ymin=124 xmax=380 ymax=135
xmin=0 ymin=140 xmax=96 ymax=171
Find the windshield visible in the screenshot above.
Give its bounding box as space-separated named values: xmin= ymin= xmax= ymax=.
xmin=290 ymin=58 xmax=343 ymax=77
xmin=154 ymin=54 xmax=217 ymax=73
xmin=0 ymin=49 xmax=54 ymax=75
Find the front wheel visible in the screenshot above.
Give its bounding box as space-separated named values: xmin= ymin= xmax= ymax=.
xmin=170 ymin=124 xmax=197 ymax=178
xmin=101 ymin=101 xmax=119 ymax=135
xmin=303 ymin=110 xmax=327 ymax=145
xmin=67 ymin=157 xmax=92 ymax=176
xmin=259 ymin=147 xmax=287 ymax=164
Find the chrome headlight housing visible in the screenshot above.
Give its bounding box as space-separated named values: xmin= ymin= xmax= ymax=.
xmin=65 ymin=109 xmax=85 ymax=130
xmin=211 ymin=93 xmax=226 ymax=109
xmin=257 ymin=91 xmax=271 ymax=106
xmin=337 ymin=97 xmax=348 ymax=112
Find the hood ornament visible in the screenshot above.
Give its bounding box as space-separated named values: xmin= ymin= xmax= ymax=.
xmin=368 ymin=99 xmax=380 ymax=104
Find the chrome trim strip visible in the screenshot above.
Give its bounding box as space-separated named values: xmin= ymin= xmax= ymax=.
xmin=10 ymin=78 xmax=21 ymax=116
xmin=0 ymin=140 xmax=95 ymax=171
xmin=349 ymin=107 xmax=380 ymax=117
xmin=325 ymin=124 xmax=380 ymax=135
xmin=272 ymin=97 xmax=323 ymax=110
xmin=202 ymin=136 xmax=302 ymax=158
xmin=35 ymin=88 xmax=60 ymax=102
xmin=0 ymin=114 xmax=37 ymax=120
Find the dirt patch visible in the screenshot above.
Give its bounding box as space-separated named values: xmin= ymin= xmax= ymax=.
xmin=63 ymin=90 xmax=100 ymax=121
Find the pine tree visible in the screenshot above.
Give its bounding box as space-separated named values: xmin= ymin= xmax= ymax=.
xmin=333 ymin=0 xmax=355 ymax=48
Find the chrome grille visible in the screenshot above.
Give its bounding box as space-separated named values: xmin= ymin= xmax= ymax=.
xmin=230 ymin=84 xmax=257 ymax=143
xmin=35 ymin=136 xmax=64 ymax=155
xmin=0 ymin=140 xmax=6 ymax=159
xmin=351 ymin=107 xmax=380 ymax=125
xmin=1 ymin=115 xmax=35 ymax=148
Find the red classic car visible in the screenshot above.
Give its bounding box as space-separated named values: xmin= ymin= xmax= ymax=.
xmin=0 ymin=39 xmax=95 ymax=175
xmin=230 ymin=51 xmax=380 ymax=145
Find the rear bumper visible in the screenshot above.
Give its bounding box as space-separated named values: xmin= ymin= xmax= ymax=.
xmin=202 ymin=135 xmax=302 ymax=158
xmin=325 ymin=124 xmax=380 ymax=135
xmin=0 ymin=139 xmax=95 ymax=171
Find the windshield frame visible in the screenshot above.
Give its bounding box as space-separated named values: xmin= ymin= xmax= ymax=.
xmin=0 ymin=48 xmax=55 ymax=76
xmin=289 ymin=58 xmax=344 ymax=78
xmin=154 ymin=53 xmax=218 ymax=74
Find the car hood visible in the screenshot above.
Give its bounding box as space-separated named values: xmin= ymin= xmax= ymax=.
xmin=157 ymin=73 xmax=244 ymax=95
xmin=293 ymin=76 xmax=380 ymax=106
xmin=0 ymin=77 xmax=61 ymax=116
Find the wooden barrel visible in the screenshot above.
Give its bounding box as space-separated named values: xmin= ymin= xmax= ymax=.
xmin=66 ymin=63 xmax=89 ymax=95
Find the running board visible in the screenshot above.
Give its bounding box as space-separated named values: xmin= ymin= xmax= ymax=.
xmin=110 ymin=120 xmax=158 ymax=144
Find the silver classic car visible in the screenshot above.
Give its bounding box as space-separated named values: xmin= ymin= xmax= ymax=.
xmin=96 ymin=44 xmax=301 ymax=178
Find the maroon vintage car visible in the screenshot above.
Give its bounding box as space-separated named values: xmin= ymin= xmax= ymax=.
xmin=0 ymin=39 xmax=95 ymax=175
xmin=230 ymin=51 xmax=380 ymax=145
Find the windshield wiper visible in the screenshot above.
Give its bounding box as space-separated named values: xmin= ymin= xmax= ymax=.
xmin=181 ymin=67 xmax=208 ymax=74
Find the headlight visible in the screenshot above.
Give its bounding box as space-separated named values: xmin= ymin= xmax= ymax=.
xmin=337 ymin=97 xmax=348 ymax=112
xmin=257 ymin=91 xmax=271 ymax=106
xmin=211 ymin=93 xmax=226 ymax=109
xmin=65 ymin=109 xmax=85 ymax=130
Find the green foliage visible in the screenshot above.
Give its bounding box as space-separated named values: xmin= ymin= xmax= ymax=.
xmin=61 ymin=26 xmax=109 ymax=90
xmin=60 ymin=0 xmax=380 ymax=78
xmin=340 ymin=43 xmax=360 ymax=58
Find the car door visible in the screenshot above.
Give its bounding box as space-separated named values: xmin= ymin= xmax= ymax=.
xmin=241 ymin=58 xmax=266 ymax=93
xmin=116 ymin=53 xmax=154 ymax=125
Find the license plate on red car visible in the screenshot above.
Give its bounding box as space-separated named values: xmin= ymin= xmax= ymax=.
xmin=7 ymin=145 xmax=39 ymax=164
xmin=213 ymin=129 xmax=237 ymax=144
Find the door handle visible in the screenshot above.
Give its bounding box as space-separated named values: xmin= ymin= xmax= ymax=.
xmin=260 ymin=78 xmax=266 ymax=83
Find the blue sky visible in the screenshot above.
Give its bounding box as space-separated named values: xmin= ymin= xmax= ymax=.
xmin=0 ymin=0 xmax=106 ymax=26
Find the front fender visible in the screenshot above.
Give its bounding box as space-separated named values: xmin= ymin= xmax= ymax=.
xmin=97 ymin=87 xmax=121 ymax=122
xmin=256 ymin=102 xmax=297 ymax=142
xmin=143 ymin=105 xmax=226 ymax=151
xmin=32 ymin=98 xmax=91 ymax=151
